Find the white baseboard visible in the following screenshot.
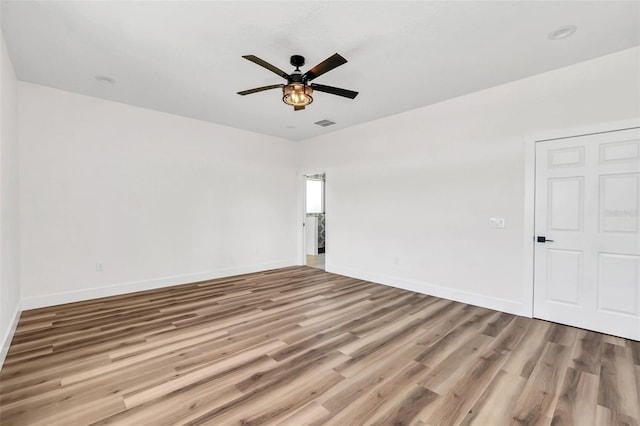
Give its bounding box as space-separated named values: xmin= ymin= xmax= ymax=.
xmin=1 ymin=302 xmax=22 ymax=370
xmin=327 ymin=263 xmax=529 ymax=317
xmin=21 ymin=260 xmax=296 ymax=310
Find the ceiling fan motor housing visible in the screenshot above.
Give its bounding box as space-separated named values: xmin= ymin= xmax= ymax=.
xmin=289 ymin=71 xmax=303 ymax=84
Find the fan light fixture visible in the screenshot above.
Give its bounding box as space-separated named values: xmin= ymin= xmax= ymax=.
xmin=283 ymin=83 xmax=313 ymax=107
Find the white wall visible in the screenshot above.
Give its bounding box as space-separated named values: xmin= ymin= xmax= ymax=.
xmin=0 ymin=30 xmax=21 ymax=363
xmin=300 ymin=47 xmax=640 ymax=316
xmin=19 ymin=83 xmax=299 ymax=308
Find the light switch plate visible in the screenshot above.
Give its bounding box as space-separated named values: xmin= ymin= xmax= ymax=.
xmin=489 ymin=217 xmax=505 ymax=228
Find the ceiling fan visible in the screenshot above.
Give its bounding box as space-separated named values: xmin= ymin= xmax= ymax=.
xmin=237 ymin=53 xmax=358 ymax=111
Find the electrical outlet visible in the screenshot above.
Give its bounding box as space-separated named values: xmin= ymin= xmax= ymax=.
xmin=488 ymin=218 xmax=505 ymax=229
xmin=96 ymin=263 xmax=103 ymax=272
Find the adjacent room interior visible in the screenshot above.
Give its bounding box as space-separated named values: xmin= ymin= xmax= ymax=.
xmin=305 ymin=173 xmax=326 ymax=270
xmin=0 ymin=1 xmax=639 ymax=425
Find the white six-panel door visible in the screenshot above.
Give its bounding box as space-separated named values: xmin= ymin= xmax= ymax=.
xmin=534 ymin=127 xmax=640 ymax=340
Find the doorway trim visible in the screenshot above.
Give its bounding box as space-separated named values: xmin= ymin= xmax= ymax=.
xmin=523 ymin=118 xmax=640 ymax=319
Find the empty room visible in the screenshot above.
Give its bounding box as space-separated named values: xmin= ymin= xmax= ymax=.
xmin=1 ymin=1 xmax=639 ymax=425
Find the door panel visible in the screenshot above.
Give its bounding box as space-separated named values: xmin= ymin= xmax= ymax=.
xmin=546 ymin=249 xmax=582 ymax=305
xmin=599 ymin=173 xmax=639 ymax=233
xmin=597 ymin=253 xmax=639 ymax=315
xmin=548 ymin=177 xmax=583 ymax=231
xmin=534 ymin=127 xmax=640 ymax=340
xmin=548 ymin=146 xmax=584 ymax=167
xmin=600 ymin=139 xmax=639 ymax=163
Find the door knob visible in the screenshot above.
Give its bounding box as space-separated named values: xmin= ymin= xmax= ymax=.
xmin=537 ymin=236 xmax=554 ymax=243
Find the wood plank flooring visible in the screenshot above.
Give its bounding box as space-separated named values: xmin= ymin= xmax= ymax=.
xmin=1 ymin=266 xmax=638 ymax=425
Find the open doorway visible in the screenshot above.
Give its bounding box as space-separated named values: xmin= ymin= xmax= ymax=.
xmin=304 ymin=173 xmax=325 ymax=270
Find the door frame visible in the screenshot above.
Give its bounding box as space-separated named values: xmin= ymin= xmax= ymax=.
xmin=298 ymin=171 xmax=327 ymax=267
xmin=524 ymin=118 xmax=640 ymax=318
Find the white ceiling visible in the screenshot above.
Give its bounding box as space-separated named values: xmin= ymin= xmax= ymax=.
xmin=2 ymin=1 xmax=639 ymax=141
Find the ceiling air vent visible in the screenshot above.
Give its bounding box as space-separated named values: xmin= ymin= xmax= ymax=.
xmin=314 ymin=120 xmax=336 ymax=127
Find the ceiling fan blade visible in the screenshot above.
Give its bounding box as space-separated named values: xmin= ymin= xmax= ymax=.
xmin=237 ymin=84 xmax=284 ymax=96
xmin=294 ymin=105 xmax=305 ymax=111
xmin=302 ymin=53 xmax=348 ymax=82
xmin=242 ymin=55 xmax=289 ymax=79
xmin=311 ymin=83 xmax=358 ymax=99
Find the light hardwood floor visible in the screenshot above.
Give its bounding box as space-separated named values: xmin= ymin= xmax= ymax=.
xmin=1 ymin=266 xmax=638 ymax=425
